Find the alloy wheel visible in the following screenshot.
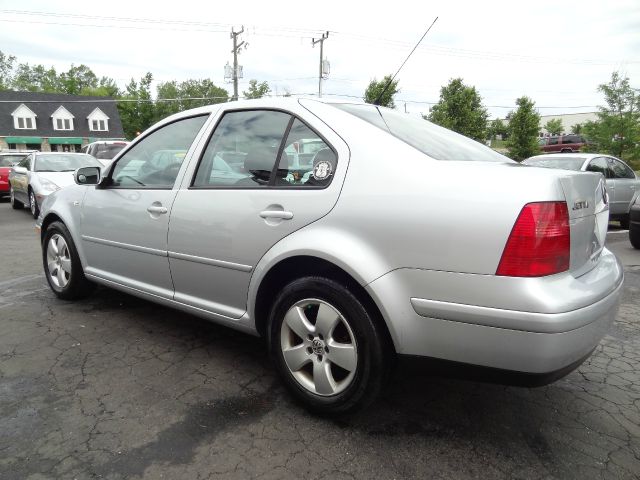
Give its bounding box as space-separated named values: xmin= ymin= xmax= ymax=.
xmin=46 ymin=234 xmax=72 ymax=288
xmin=30 ymin=192 xmax=37 ymax=216
xmin=280 ymin=298 xmax=358 ymax=396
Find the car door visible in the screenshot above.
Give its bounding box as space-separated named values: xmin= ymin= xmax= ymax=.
xmin=586 ymin=156 xmax=615 ymax=210
xmin=11 ymin=155 xmax=32 ymax=203
xmin=80 ymin=114 xmax=210 ymax=298
xmin=608 ymin=157 xmax=637 ymax=214
xmin=168 ymin=108 xmax=346 ymax=319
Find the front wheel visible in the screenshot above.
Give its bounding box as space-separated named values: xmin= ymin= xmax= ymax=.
xmin=630 ymin=224 xmax=640 ymax=249
xmin=620 ymin=215 xmax=630 ymax=230
xmin=29 ymin=190 xmax=39 ymax=219
xmin=10 ymin=187 xmax=24 ymax=209
xmin=43 ymin=221 xmax=95 ymax=300
xmin=269 ymin=276 xmax=391 ymax=414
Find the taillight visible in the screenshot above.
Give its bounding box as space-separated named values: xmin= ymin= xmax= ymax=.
xmin=496 ymin=202 xmax=570 ymax=277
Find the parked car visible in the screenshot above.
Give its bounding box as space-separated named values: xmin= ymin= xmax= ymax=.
xmin=36 ymin=99 xmax=623 ymax=413
xmin=9 ymin=152 xmax=103 ymax=218
xmin=538 ymin=134 xmax=588 ymax=153
xmin=81 ymin=140 xmax=129 ymax=166
xmin=522 ymin=153 xmax=639 ymax=228
xmin=0 ymin=151 xmax=31 ymax=198
xmin=630 ymin=196 xmax=640 ymax=249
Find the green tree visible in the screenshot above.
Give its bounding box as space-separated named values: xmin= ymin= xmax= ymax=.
xmin=243 ymin=79 xmax=270 ymax=99
xmin=80 ymin=77 xmax=121 ymax=97
xmin=488 ymin=118 xmax=508 ymax=139
xmin=363 ymin=74 xmax=399 ymax=108
xmin=571 ymin=123 xmax=583 ymax=134
xmin=11 ymin=63 xmax=60 ymax=92
xmin=59 ymin=64 xmax=98 ymax=95
xmin=427 ymin=78 xmax=488 ymax=141
xmin=117 ymin=72 xmax=155 ymax=139
xmin=0 ymin=50 xmax=16 ymax=90
xmin=544 ymin=118 xmax=564 ymax=135
xmin=582 ymin=71 xmax=639 ymax=160
xmin=155 ymin=79 xmax=228 ymax=122
xmin=506 ymin=96 xmax=541 ymax=161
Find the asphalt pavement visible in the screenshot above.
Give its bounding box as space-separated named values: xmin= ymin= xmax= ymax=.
xmin=1 ymin=199 xmax=639 ymax=480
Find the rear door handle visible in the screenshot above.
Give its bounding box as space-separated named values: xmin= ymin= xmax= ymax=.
xmin=259 ymin=210 xmax=293 ymax=220
xmin=147 ymin=205 xmax=168 ymax=214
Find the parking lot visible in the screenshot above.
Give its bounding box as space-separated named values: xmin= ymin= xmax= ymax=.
xmin=1 ymin=199 xmax=639 ymax=480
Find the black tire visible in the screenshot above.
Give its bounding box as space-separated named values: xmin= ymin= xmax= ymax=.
xmin=630 ymin=225 xmax=640 ymax=249
xmin=620 ymin=215 xmax=630 ymax=230
xmin=29 ymin=189 xmax=39 ymax=219
xmin=42 ymin=221 xmax=95 ymax=300
xmin=268 ymin=276 xmax=391 ymax=414
xmin=10 ymin=187 xmax=24 ymax=209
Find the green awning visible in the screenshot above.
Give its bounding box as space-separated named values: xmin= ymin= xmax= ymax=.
xmin=48 ymin=137 xmax=83 ymax=145
xmin=5 ymin=136 xmax=42 ymax=144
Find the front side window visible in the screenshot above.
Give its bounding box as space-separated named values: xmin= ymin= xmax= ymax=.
xmin=110 ymin=115 xmax=207 ymax=189
xmin=193 ymin=110 xmax=291 ymax=187
xmin=548 ymin=137 xmax=559 ymax=145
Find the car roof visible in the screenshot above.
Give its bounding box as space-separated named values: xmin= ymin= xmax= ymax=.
xmin=527 ymin=153 xmax=606 ymax=160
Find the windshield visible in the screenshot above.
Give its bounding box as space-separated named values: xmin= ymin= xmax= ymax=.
xmin=522 ymin=156 xmax=586 ymax=171
xmin=0 ymin=155 xmax=27 ymax=167
xmin=34 ymin=154 xmax=102 ymax=172
xmin=332 ymin=103 xmax=512 ymax=163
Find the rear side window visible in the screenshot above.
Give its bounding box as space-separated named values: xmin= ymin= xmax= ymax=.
xmin=548 ymin=137 xmax=559 ymax=145
xmin=609 ymin=159 xmax=635 ymax=179
xmin=193 ymin=110 xmax=291 ymax=187
xmin=586 ymin=157 xmax=611 ymax=177
xmin=333 ymin=104 xmax=511 ymax=163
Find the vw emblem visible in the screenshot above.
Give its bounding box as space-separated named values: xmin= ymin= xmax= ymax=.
xmin=311 ymin=338 xmax=325 ymax=355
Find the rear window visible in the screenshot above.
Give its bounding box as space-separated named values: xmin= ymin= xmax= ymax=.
xmin=522 ymin=156 xmax=586 ymax=171
xmin=332 ymin=103 xmax=511 ymax=162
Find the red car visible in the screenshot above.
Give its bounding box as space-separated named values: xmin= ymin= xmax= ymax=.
xmin=0 ymin=152 xmax=30 ymax=198
xmin=538 ymin=134 xmax=588 ymax=153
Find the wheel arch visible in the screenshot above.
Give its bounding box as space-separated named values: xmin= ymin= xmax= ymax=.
xmin=252 ymin=254 xmax=397 ymax=355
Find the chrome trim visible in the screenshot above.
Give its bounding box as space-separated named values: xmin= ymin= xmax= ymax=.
xmin=168 ymin=251 xmax=252 ymax=272
xmin=411 ymin=279 xmax=623 ymax=334
xmin=81 ymin=235 xmax=167 ymax=257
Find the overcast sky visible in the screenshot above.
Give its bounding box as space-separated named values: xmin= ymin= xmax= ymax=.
xmin=1 ymin=0 xmax=638 ymax=118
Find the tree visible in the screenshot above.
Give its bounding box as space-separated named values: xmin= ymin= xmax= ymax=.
xmin=243 ymin=79 xmax=270 ymax=99
xmin=0 ymin=50 xmax=16 ymax=90
xmin=506 ymin=96 xmax=541 ymax=161
xmin=582 ymin=71 xmax=639 ymax=160
xmin=59 ymin=64 xmax=98 ymax=95
xmin=117 ymin=72 xmax=155 ymax=139
xmin=363 ymin=75 xmax=399 ymax=108
xmin=155 ymin=79 xmax=228 ymax=122
xmin=544 ymin=118 xmax=563 ymax=135
xmin=427 ymin=78 xmax=488 ymax=141
xmin=488 ymin=118 xmax=508 ymax=139
xmin=571 ymin=123 xmax=583 ymax=134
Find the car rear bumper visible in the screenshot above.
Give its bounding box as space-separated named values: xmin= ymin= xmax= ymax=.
xmin=366 ymin=247 xmax=623 ymax=375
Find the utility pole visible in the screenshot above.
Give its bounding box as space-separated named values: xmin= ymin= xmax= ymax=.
xmin=231 ymin=26 xmax=245 ymax=101
xmin=312 ymin=31 xmax=329 ymax=98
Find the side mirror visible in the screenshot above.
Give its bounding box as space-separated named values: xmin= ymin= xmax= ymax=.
xmin=12 ymin=166 xmax=27 ymax=174
xmin=75 ymin=166 xmax=101 ymax=185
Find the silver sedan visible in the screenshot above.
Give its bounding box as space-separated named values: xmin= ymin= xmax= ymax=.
xmin=36 ymin=99 xmax=623 ymax=413
xmin=9 ymin=152 xmax=103 ymax=218
xmin=523 ymin=153 xmax=640 ymax=228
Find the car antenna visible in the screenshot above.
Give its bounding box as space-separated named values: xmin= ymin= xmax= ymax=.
xmin=373 ymin=16 xmax=439 ymax=106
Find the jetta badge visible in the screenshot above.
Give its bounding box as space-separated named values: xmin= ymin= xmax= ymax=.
xmin=572 ymin=200 xmax=589 ymax=211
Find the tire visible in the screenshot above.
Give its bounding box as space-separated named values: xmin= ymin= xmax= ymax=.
xmin=269 ymin=276 xmax=391 ymax=414
xmin=42 ymin=221 xmax=95 ymax=300
xmin=29 ymin=189 xmax=39 ymax=219
xmin=620 ymin=215 xmax=630 ymax=230
xmin=10 ymin=187 xmax=24 ymax=209
xmin=630 ymin=225 xmax=640 ymax=249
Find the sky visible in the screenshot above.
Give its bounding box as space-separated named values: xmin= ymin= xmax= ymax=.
xmin=0 ymin=0 xmax=639 ymax=119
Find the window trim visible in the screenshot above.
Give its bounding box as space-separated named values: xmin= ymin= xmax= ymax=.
xmin=188 ymin=107 xmax=339 ymax=191
xmin=16 ymin=116 xmax=36 ymax=130
xmin=100 ymin=113 xmax=210 ymax=191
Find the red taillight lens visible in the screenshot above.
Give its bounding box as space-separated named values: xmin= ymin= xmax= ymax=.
xmin=496 ymin=202 xmax=570 ymax=277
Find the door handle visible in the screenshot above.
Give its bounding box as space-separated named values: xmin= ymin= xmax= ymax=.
xmin=259 ymin=210 xmax=293 ymax=220
xmin=147 ymin=205 xmax=168 ymax=214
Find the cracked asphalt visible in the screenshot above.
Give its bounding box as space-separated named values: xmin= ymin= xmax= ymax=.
xmin=1 ymin=199 xmax=639 ymax=480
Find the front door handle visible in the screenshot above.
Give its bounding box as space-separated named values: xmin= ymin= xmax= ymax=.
xmin=147 ymin=205 xmax=168 ymax=214
xmin=259 ymin=210 xmax=293 ymax=220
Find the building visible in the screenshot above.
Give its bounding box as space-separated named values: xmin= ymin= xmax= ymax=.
xmin=538 ymin=111 xmax=598 ymax=136
xmin=0 ymin=91 xmax=125 ymax=152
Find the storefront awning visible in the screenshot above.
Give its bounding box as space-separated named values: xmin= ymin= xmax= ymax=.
xmin=5 ymin=136 xmax=42 ymax=144
xmin=48 ymin=137 xmax=84 ymax=145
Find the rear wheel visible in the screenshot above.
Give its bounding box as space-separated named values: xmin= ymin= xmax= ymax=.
xmin=620 ymin=215 xmax=630 ymax=230
xmin=269 ymin=276 xmax=390 ymax=414
xmin=43 ymin=221 xmax=95 ymax=300
xmin=10 ymin=187 xmax=23 ymax=209
xmin=630 ymin=224 xmax=640 ymax=249
xmin=29 ymin=189 xmax=39 ymax=219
